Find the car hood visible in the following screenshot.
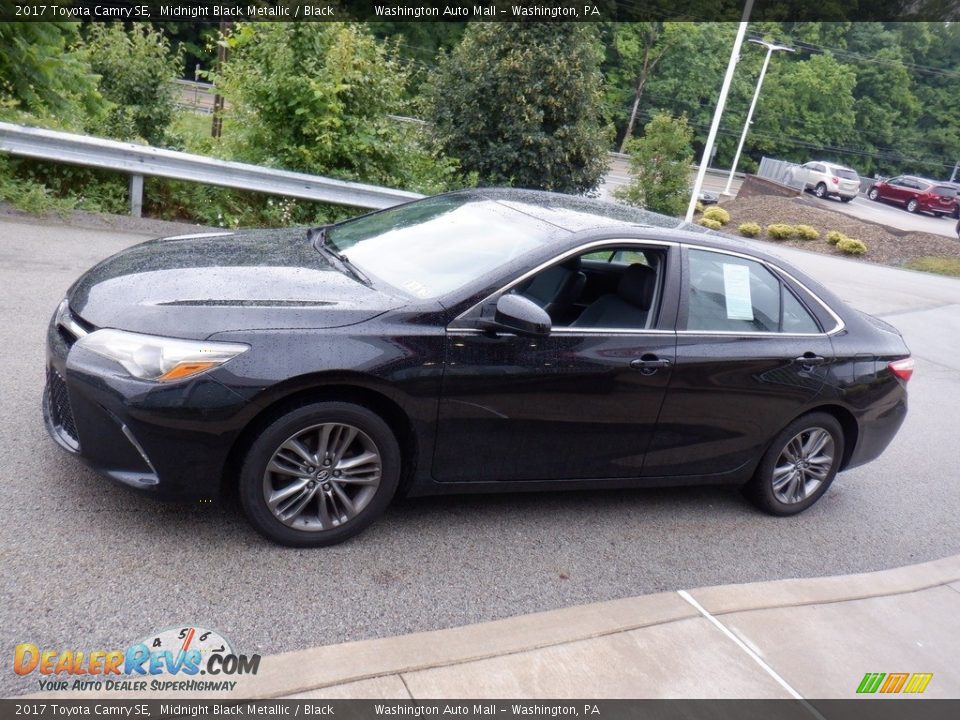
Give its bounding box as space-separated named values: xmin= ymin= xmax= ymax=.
xmin=67 ymin=229 xmax=404 ymax=339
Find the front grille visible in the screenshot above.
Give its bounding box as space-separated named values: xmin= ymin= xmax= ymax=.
xmin=48 ymin=368 xmax=78 ymax=444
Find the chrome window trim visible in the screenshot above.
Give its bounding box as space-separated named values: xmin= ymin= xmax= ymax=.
xmin=449 ymin=238 xmax=678 ymax=330
xmin=683 ymin=244 xmax=845 ymax=336
xmin=446 ymin=237 xmax=845 ymax=338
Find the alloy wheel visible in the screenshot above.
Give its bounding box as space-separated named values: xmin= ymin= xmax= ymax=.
xmin=771 ymin=428 xmax=835 ymax=504
xmin=262 ymin=423 xmax=382 ymax=531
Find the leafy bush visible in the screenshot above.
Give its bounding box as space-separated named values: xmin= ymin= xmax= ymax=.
xmin=795 ymin=224 xmax=820 ymax=240
xmin=219 ymin=23 xmax=461 ymax=194
xmin=83 ymin=24 xmax=183 ymax=145
xmin=697 ymin=217 xmax=722 ymax=230
xmin=703 ymin=206 xmax=731 ymax=225
xmin=738 ymin=222 xmax=761 ymax=237
xmin=695 ymin=200 xmax=705 ymax=214
xmin=826 ymin=230 xmax=845 ymax=245
xmin=766 ymin=224 xmax=797 ymax=240
xmin=616 ymin=114 xmax=693 ymax=216
xmin=837 ymin=237 xmax=867 ymax=255
xmin=425 ymin=22 xmax=611 ymax=194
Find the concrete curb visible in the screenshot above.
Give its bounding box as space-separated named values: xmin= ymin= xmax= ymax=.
xmin=20 ymin=554 xmax=960 ymax=700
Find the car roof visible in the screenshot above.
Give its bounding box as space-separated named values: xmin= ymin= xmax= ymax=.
xmin=443 ymin=188 xmax=788 ymax=262
xmin=811 ymin=161 xmax=857 ymax=172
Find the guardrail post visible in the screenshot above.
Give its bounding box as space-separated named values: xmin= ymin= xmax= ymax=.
xmin=129 ymin=174 xmax=143 ymax=218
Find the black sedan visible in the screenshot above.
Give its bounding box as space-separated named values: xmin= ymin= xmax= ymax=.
xmin=44 ymin=190 xmax=912 ymax=547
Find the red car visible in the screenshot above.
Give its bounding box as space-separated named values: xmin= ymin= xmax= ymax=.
xmin=867 ymin=175 xmax=958 ymax=217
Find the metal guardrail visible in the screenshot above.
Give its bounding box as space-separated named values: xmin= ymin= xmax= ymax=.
xmin=0 ymin=121 xmax=424 ymax=217
xmin=756 ymin=156 xmax=804 ymax=189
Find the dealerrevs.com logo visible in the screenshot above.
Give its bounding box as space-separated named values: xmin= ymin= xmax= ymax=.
xmin=14 ymin=626 xmax=261 ymax=693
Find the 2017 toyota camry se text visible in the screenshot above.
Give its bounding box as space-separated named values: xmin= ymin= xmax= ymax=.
xmin=44 ymin=190 xmax=912 ymax=547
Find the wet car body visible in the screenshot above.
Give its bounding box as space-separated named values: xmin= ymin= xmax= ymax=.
xmin=44 ymin=190 xmax=911 ymax=544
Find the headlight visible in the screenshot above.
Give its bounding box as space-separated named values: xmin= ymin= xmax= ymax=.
xmin=76 ymin=329 xmax=249 ymax=382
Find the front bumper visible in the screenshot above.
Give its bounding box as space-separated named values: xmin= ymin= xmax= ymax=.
xmin=43 ymin=309 xmax=251 ymax=502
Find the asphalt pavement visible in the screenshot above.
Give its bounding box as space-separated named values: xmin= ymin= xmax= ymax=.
xmin=803 ymin=191 xmax=958 ymax=239
xmin=2 ymin=210 xmax=959 ymax=698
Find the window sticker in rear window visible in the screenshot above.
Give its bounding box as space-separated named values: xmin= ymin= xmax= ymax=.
xmin=723 ymin=263 xmax=754 ymax=321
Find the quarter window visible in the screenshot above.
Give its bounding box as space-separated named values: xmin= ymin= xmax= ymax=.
xmin=686 ymin=249 xmax=820 ymax=334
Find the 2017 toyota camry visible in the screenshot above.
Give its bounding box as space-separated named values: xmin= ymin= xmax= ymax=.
xmin=44 ymin=190 xmax=913 ymax=547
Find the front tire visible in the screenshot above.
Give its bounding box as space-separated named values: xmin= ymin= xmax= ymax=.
xmin=868 ymin=187 xmax=880 ymax=201
xmin=746 ymin=413 xmax=844 ymax=516
xmin=239 ymin=401 xmax=401 ymax=547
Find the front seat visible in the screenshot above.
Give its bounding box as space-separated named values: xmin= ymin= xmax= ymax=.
xmin=521 ymin=257 xmax=586 ymax=320
xmin=572 ymin=263 xmax=656 ymax=329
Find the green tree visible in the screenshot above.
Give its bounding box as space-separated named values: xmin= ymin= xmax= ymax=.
xmin=424 ymin=22 xmax=611 ymax=194
xmin=0 ymin=22 xmax=103 ymax=126
xmin=83 ymin=24 xmax=183 ymax=145
xmin=615 ymin=113 xmax=693 ymax=217
xmin=217 ymin=22 xmax=457 ymax=193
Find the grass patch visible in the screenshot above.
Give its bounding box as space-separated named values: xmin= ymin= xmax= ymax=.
xmin=903 ymin=256 xmax=960 ymax=277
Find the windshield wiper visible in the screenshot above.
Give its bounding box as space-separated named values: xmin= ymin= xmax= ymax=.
xmin=308 ymin=226 xmax=371 ymax=286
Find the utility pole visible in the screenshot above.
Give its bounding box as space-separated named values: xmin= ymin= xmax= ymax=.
xmin=723 ymin=39 xmax=794 ymax=196
xmin=684 ymin=0 xmax=754 ymax=223
xmin=211 ymin=21 xmax=230 ymax=139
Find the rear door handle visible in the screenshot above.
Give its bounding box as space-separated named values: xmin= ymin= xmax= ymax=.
xmin=630 ymin=355 xmax=672 ymax=374
xmin=794 ymin=353 xmax=826 ymax=367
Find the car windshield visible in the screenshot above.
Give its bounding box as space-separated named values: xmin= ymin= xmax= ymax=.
xmin=325 ymin=195 xmax=555 ymax=298
xmin=835 ymin=168 xmax=858 ymax=180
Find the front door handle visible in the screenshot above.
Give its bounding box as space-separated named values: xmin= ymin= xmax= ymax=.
xmin=794 ymin=353 xmax=826 ymax=368
xmin=630 ymin=355 xmax=672 ymax=374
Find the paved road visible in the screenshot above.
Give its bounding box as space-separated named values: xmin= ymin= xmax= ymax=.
xmin=803 ymin=191 xmax=959 ymax=239
xmin=598 ymin=157 xmax=744 ymax=202
xmin=2 ymin=215 xmax=959 ymax=698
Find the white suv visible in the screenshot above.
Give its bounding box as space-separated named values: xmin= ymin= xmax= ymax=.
xmin=791 ymin=161 xmax=861 ymax=202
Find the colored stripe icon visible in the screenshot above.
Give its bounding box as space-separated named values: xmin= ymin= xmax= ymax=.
xmin=857 ymin=672 xmax=933 ymax=694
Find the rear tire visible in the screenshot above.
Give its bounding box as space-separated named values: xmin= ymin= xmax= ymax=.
xmin=746 ymin=412 xmax=844 ymax=517
xmin=840 ymin=196 xmax=854 ymax=203
xmin=814 ymin=183 xmax=827 ymax=199
xmin=867 ymin=187 xmax=880 ymax=201
xmin=239 ymin=401 xmax=400 ymax=547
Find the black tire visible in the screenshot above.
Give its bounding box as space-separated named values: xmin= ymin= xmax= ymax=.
xmin=840 ymin=196 xmax=854 ymax=203
xmin=933 ymin=212 xmax=944 ymax=218
xmin=907 ymin=198 xmax=919 ymax=213
xmin=745 ymin=412 xmax=844 ymax=517
xmin=814 ymin=183 xmax=827 ymax=199
xmin=239 ymin=401 xmax=401 ymax=547
xmin=867 ymin=187 xmax=880 ymax=201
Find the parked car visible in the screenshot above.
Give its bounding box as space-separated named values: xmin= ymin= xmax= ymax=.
xmin=867 ymin=175 xmax=958 ymax=217
xmin=791 ymin=161 xmax=861 ymax=202
xmin=938 ymin=181 xmax=960 ymax=219
xmin=44 ymin=190 xmax=913 ymax=547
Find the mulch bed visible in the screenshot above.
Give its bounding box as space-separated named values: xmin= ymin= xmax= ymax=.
xmin=715 ymin=195 xmax=960 ymax=267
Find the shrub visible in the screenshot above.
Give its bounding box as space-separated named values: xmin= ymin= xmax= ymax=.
xmin=738 ymin=222 xmax=761 ymax=237
xmin=83 ymin=24 xmax=183 ymax=145
xmin=766 ymin=224 xmax=797 ymax=240
xmin=795 ymin=224 xmax=819 ymax=241
xmin=703 ymin=206 xmax=731 ymax=225
xmin=826 ymin=230 xmax=845 ymax=245
xmin=697 ymin=217 xmax=722 ymax=230
xmin=425 ymin=22 xmax=610 ymax=193
xmin=695 ymin=200 xmax=705 ymax=214
xmin=615 ymin=113 xmax=693 ymax=216
xmin=837 ymin=237 xmax=867 ymax=255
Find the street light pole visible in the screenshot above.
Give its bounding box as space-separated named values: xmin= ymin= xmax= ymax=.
xmin=684 ymin=0 xmax=754 ymax=223
xmin=722 ymin=39 xmax=794 ymax=196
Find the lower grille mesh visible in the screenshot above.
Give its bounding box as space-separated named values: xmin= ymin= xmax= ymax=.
xmin=48 ymin=368 xmax=78 ymax=443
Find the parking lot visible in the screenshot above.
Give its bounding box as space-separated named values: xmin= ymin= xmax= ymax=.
xmin=2 ymin=212 xmax=959 ymax=697
xmin=808 ymin=192 xmax=959 ymax=238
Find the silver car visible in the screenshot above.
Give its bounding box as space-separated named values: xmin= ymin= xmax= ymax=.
xmin=792 ymin=161 xmax=861 ymax=202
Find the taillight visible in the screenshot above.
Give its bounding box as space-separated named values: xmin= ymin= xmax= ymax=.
xmin=831 ymin=176 xmax=839 ymax=184
xmin=888 ymin=357 xmax=914 ymax=382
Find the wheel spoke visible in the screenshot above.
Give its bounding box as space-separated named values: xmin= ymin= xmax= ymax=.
xmin=268 ymin=459 xmax=308 ymax=478
xmin=281 ymin=437 xmax=316 ymax=466
xmin=802 ymin=429 xmax=831 ymax=458
xmin=332 ymin=484 xmax=356 ymax=517
xmin=267 ymin=477 xmax=311 ymax=511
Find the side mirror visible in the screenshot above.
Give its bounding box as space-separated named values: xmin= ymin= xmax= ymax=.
xmin=480 ymin=294 xmax=551 ymax=337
